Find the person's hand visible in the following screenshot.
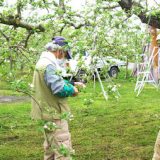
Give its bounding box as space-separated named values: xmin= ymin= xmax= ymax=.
xmin=73 ymin=87 xmax=79 ymax=96
xmin=74 ymin=82 xmax=86 ymax=88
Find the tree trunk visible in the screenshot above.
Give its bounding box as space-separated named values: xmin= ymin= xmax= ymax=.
xmin=9 ymin=56 xmax=13 ymax=71
xmin=150 ymin=26 xmax=158 ymax=81
xmin=150 ymin=26 xmax=158 ymax=67
xmin=125 ymin=56 xmax=129 ymax=79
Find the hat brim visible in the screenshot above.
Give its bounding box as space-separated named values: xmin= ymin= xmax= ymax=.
xmin=66 ymin=50 xmax=72 ymax=59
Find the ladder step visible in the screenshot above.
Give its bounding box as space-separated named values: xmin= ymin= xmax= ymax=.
xmin=139 ymin=63 xmax=149 ymax=65
xmin=138 ymin=71 xmax=150 ymax=73
xmin=137 ymin=80 xmax=155 ymax=83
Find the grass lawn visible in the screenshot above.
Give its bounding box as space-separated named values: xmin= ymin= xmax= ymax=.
xmin=0 ymin=80 xmax=160 ymax=160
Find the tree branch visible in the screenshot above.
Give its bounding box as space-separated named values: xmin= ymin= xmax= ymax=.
xmin=0 ymin=59 xmax=5 ymax=65
xmin=102 ymin=5 xmax=120 ymax=10
xmin=52 ymin=0 xmax=59 ymax=7
xmin=0 ymin=15 xmax=45 ymax=32
xmin=138 ymin=12 xmax=160 ymax=28
xmin=0 ymin=29 xmax=9 ymax=41
xmin=59 ymin=24 xmax=66 ymax=35
xmin=42 ymin=0 xmax=50 ymax=13
xmin=59 ymin=0 xmax=65 ymax=12
xmin=118 ymin=0 xmax=132 ymax=12
xmin=153 ymin=0 xmax=160 ymax=7
xmin=17 ymin=0 xmax=22 ymax=19
xmin=24 ymin=31 xmax=33 ymax=48
xmin=118 ymin=0 xmax=160 ymax=29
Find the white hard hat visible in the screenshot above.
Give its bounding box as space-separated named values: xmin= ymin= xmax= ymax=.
xmin=156 ymin=34 xmax=160 ymax=41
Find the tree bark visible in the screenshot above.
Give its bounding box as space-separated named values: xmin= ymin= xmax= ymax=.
xmin=125 ymin=55 xmax=129 ymax=79
xmin=118 ymin=0 xmax=160 ymax=29
xmin=0 ymin=15 xmax=45 ymax=32
xmin=150 ymin=26 xmax=158 ymax=67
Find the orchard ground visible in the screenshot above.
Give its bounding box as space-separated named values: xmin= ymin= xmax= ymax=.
xmin=0 ymin=75 xmax=160 ymax=160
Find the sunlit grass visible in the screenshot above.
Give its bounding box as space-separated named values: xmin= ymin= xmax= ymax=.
xmin=0 ymin=79 xmax=160 ymax=159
